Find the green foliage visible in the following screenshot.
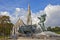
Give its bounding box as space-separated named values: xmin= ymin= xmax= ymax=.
xmin=47 ymin=27 xmax=52 ymax=31
xmin=0 ymin=15 xmax=13 ymax=36
xmin=47 ymin=26 xmax=60 ymax=34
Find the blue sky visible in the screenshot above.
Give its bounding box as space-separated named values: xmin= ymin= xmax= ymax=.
xmin=0 ymin=0 xmax=60 ymax=13
xmin=0 ymin=0 xmax=60 ymax=26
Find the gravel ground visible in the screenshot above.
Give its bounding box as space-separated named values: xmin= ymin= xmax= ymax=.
xmin=17 ymin=37 xmax=58 ymax=40
xmin=8 ymin=37 xmax=60 ymax=40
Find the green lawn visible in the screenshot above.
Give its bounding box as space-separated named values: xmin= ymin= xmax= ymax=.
xmin=0 ymin=36 xmax=9 ymax=40
xmin=55 ymin=32 xmax=60 ymax=34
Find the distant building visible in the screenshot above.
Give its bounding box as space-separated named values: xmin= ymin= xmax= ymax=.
xmin=11 ymin=4 xmax=34 ymax=36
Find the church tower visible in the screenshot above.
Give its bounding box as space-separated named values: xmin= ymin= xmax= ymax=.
xmin=27 ymin=4 xmax=32 ymax=25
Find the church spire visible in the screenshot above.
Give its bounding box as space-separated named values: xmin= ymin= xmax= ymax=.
xmin=27 ymin=4 xmax=32 ymax=25
xmin=28 ymin=4 xmax=30 ymax=11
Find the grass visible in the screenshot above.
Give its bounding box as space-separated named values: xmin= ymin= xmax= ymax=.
xmin=0 ymin=36 xmax=9 ymax=40
xmin=55 ymin=32 xmax=60 ymax=34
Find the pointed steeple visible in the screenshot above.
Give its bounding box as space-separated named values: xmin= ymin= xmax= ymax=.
xmin=27 ymin=4 xmax=32 ymax=25
xmin=28 ymin=4 xmax=30 ymax=12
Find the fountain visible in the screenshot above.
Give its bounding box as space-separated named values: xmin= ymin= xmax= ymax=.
xmin=10 ymin=13 xmax=60 ymax=40
xmin=34 ymin=14 xmax=60 ymax=39
xmin=37 ymin=14 xmax=47 ymax=32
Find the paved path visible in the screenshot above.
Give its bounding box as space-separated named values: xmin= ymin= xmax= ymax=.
xmin=17 ymin=37 xmax=56 ymax=40
xmin=8 ymin=37 xmax=60 ymax=40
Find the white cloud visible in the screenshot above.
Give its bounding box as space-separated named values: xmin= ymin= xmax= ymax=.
xmin=31 ymin=4 xmax=60 ymax=26
xmin=0 ymin=11 xmax=10 ymax=16
xmin=16 ymin=8 xmax=21 ymax=12
xmin=0 ymin=4 xmax=60 ymax=26
xmin=11 ymin=8 xmax=27 ymax=24
xmin=44 ymin=4 xmax=60 ymax=26
xmin=31 ymin=13 xmax=39 ymax=24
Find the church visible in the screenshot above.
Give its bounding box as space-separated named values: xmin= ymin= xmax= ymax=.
xmin=11 ymin=4 xmax=37 ymax=37
xmin=15 ymin=4 xmax=32 ymax=27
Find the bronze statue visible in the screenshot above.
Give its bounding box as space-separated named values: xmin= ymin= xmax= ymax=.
xmin=38 ymin=14 xmax=46 ymax=31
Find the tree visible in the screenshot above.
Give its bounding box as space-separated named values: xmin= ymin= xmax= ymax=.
xmin=47 ymin=27 xmax=52 ymax=31
xmin=47 ymin=26 xmax=60 ymax=34
xmin=0 ymin=15 xmax=13 ymax=36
